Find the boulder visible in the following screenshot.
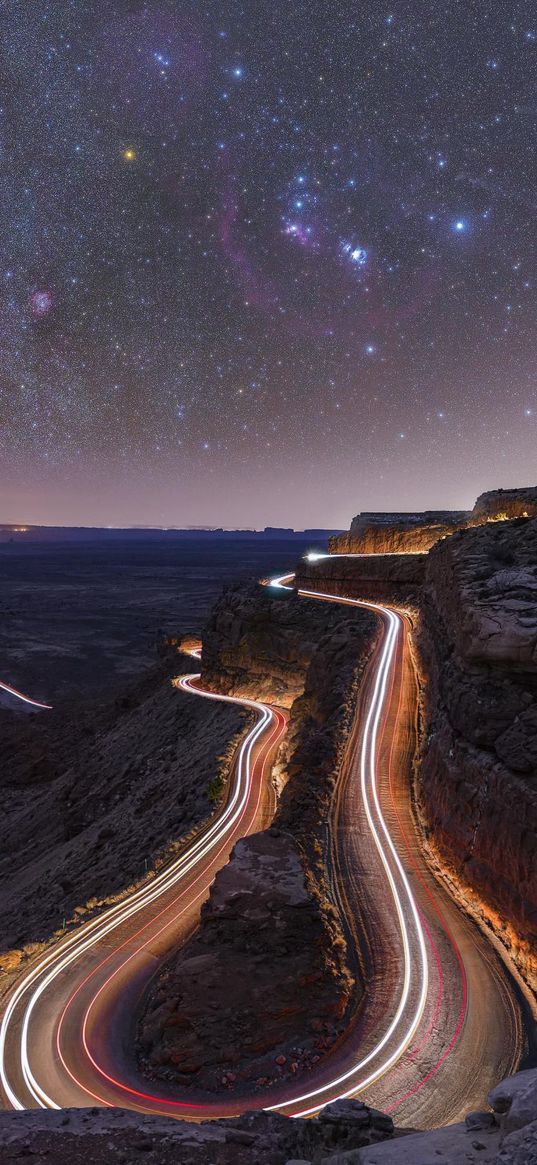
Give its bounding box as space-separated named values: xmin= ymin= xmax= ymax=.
xmin=331 ymin=1120 xmax=501 ymax=1163
xmin=491 ymin=1119 xmax=537 ymax=1164
xmin=489 ymin=1069 xmax=537 ymax=1133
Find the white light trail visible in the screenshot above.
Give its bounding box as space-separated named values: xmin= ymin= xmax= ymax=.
xmin=1 ymin=565 xmax=430 ymax=1121
xmin=268 ymin=587 xmax=428 ymax=1115
xmin=0 ymin=677 xmax=282 ymax=1111
xmin=0 ymin=681 xmax=52 ymax=711
xmin=268 ymin=573 xmax=295 ymax=590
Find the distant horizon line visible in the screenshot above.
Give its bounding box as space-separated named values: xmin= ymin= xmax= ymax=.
xmin=0 ymin=521 xmax=343 ymax=535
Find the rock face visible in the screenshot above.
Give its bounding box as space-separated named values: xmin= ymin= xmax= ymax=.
xmin=138 ymin=829 xmax=354 ymax=1090
xmin=201 ymin=582 xmax=363 ymax=706
xmin=296 ymin=551 xmax=426 ymax=603
xmin=471 ymin=486 xmax=537 ymax=523
xmin=329 ymin=510 xmax=468 ymax=555
xmin=329 ymin=484 xmax=537 ymax=556
xmin=418 ymin=517 xmax=537 ymax=987
xmin=139 ymin=582 xmax=378 ymax=1093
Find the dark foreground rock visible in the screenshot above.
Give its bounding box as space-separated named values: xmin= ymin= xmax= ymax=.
xmin=1 ymin=1068 xmax=537 ymax=1163
xmin=0 ymin=1098 xmax=395 ymax=1165
xmin=138 ymin=828 xmax=354 ymax=1090
xmin=419 ymin=516 xmax=537 ymax=989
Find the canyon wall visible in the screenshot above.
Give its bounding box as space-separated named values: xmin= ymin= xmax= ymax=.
xmin=296 ymin=511 xmax=537 ymax=995
xmin=418 ymin=517 xmax=537 ymax=988
xmin=138 ymin=582 xmax=378 ymax=1094
xmin=329 ymin=484 xmax=537 ymax=556
xmin=328 ymin=510 xmax=468 ymax=554
xmin=471 ymin=486 xmax=537 ymax=523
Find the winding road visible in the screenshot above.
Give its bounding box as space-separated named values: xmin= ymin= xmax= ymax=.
xmin=0 ymin=566 xmax=528 ymax=1126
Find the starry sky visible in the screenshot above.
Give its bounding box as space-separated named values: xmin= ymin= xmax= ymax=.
xmin=2 ymin=1 xmax=537 ymax=529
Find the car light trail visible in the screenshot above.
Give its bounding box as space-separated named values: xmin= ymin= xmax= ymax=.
xmin=0 ymin=680 xmax=52 ymax=710
xmin=268 ymin=585 xmax=429 ymax=1117
xmin=0 ymin=675 xmax=285 ymax=1112
xmin=268 ymin=572 xmax=295 ymax=589
xmin=2 ymin=558 xmax=514 ymax=1127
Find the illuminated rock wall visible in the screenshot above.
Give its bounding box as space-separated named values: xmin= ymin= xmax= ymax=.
xmin=418 ymin=518 xmax=537 ymax=989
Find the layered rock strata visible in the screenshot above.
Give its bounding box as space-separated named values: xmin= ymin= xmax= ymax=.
xmin=329 ymin=510 xmax=468 ymax=555
xmin=418 ymin=516 xmax=537 ymax=988
xmin=471 ymin=486 xmax=537 ymax=524
xmin=329 ymin=484 xmax=537 ymax=556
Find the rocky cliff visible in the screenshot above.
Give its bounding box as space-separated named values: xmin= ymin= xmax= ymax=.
xmin=138 ymin=582 xmax=378 ymax=1093
xmin=329 ymin=510 xmax=468 ymax=555
xmin=471 ymin=486 xmax=537 ymax=523
xmin=330 ymin=485 xmax=537 ymax=556
xmin=418 ymin=516 xmax=537 ymax=988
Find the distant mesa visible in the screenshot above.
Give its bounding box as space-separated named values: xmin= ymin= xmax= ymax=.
xmin=329 ymin=486 xmax=537 ymax=555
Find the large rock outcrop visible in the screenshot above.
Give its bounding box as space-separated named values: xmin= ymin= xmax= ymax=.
xmin=418 ymin=516 xmax=537 ymax=988
xmin=138 ymin=828 xmax=354 ymax=1090
xmin=329 ymin=485 xmax=537 ymax=557
xmin=2 ymin=1067 xmax=537 ymax=1164
xmin=329 ymin=510 xmax=468 ymax=555
xmin=200 ymin=582 xmax=372 ymax=706
xmin=471 ymin=487 xmax=537 ymax=524
xmin=0 ymin=1098 xmax=396 ymax=1164
xmin=139 ymin=582 xmax=378 ymax=1093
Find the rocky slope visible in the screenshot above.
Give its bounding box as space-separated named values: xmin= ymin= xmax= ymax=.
xmin=418 ymin=516 xmax=537 ymax=989
xmin=1 ymin=1067 xmax=536 ymax=1164
xmin=329 ymin=485 xmax=537 ymax=556
xmin=138 ymin=582 xmax=378 ymax=1093
xmin=0 ymin=650 xmax=247 ymax=962
xmin=138 ymin=827 xmax=354 ymax=1090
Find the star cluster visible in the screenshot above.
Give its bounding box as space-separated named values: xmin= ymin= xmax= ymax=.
xmin=1 ymin=1 xmax=536 ymax=526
